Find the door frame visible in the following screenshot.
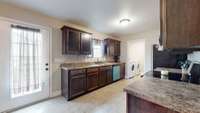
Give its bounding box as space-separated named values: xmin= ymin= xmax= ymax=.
xmin=0 ymin=16 xmax=54 ymax=110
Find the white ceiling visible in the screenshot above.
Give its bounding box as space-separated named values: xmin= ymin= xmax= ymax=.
xmin=1 ymin=0 xmax=160 ymax=37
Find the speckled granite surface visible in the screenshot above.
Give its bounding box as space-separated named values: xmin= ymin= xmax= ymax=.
xmin=61 ymin=62 xmax=124 ymax=70
xmin=154 ymin=67 xmax=182 ymax=74
xmin=124 ymin=76 xmax=200 ymax=113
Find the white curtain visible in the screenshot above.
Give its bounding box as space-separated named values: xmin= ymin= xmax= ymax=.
xmin=10 ymin=26 xmax=42 ymax=97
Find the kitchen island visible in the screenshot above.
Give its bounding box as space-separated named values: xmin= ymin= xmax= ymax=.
xmin=124 ymin=71 xmax=200 ymax=113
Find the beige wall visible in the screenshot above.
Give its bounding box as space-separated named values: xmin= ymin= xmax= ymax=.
xmin=0 ymin=2 xmax=119 ymax=96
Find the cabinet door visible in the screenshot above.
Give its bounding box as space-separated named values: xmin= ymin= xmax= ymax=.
xmin=67 ymin=29 xmax=80 ymax=54
xmin=114 ymin=41 xmax=120 ymax=56
xmin=160 ymin=0 xmax=200 ymax=49
xmin=106 ymin=67 xmax=113 ymax=84
xmin=120 ymin=63 xmax=125 ymax=79
xmin=99 ymin=68 xmax=107 ymax=87
xmin=87 ymin=71 xmax=99 ymax=91
xmin=187 ymin=0 xmax=200 ymax=46
xmin=105 ymin=39 xmax=121 ymax=56
xmin=80 ymin=33 xmax=92 ymax=55
xmin=62 ymin=28 xmax=68 ymax=54
xmin=109 ymin=40 xmax=115 ymax=56
xmin=69 ymin=71 xmax=86 ymax=98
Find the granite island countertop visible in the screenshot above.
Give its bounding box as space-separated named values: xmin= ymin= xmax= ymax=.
xmin=61 ymin=62 xmax=124 ymax=70
xmin=124 ymin=72 xmax=200 ymax=113
xmin=154 ymin=67 xmax=182 ymax=74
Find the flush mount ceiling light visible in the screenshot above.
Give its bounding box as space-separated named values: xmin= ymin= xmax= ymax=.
xmin=119 ymin=19 xmax=131 ymax=26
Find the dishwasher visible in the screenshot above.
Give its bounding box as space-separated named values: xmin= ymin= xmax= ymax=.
xmin=112 ymin=65 xmax=121 ymax=81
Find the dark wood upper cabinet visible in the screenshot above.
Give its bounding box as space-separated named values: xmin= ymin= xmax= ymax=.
xmin=105 ymin=38 xmax=121 ymax=56
xmin=61 ymin=27 xmax=80 ymax=54
xmin=61 ymin=26 xmax=92 ymax=55
xmin=80 ymin=33 xmax=92 ymax=55
xmin=68 ymin=29 xmax=80 ymax=54
xmin=160 ymin=0 xmax=200 ymax=49
xmin=114 ymin=41 xmax=121 ymax=56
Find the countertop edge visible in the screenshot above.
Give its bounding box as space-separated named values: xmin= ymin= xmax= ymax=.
xmin=61 ymin=62 xmax=125 ymax=70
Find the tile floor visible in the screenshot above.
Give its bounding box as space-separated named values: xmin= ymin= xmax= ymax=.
xmin=12 ymin=79 xmax=135 ymax=113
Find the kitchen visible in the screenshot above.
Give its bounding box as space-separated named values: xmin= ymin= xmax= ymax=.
xmin=0 ymin=0 xmax=200 ymax=113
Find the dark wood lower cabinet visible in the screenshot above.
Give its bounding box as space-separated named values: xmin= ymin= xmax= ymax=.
xmin=69 ymin=69 xmax=86 ymax=99
xmin=86 ymin=68 xmax=99 ymax=91
xmin=61 ymin=69 xmax=86 ymax=100
xmin=99 ymin=68 xmax=107 ymax=87
xmin=61 ymin=64 xmax=125 ymax=100
xmin=99 ymin=66 xmax=113 ymax=87
xmin=120 ymin=63 xmax=125 ymax=79
xmin=127 ymin=94 xmax=178 ymax=113
xmin=106 ymin=67 xmax=113 ymax=84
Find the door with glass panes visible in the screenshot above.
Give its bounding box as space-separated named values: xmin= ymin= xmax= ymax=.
xmin=0 ymin=19 xmax=50 ymax=112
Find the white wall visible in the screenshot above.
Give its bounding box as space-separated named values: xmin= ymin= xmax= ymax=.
xmin=122 ymin=30 xmax=159 ymax=76
xmin=0 ymin=2 xmax=120 ymax=101
xmin=188 ymin=52 xmax=200 ymax=62
xmin=144 ymin=31 xmax=160 ymax=72
xmin=127 ymin=39 xmax=145 ymax=73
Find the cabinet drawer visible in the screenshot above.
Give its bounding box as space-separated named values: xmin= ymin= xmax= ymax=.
xmin=100 ymin=66 xmax=112 ymax=71
xmin=70 ymin=69 xmax=86 ymax=75
xmin=87 ymin=67 xmax=99 ymax=73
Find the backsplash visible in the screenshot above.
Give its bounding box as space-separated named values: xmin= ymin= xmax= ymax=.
xmin=53 ymin=55 xmax=113 ymax=64
xmin=52 ymin=55 xmax=114 ymax=73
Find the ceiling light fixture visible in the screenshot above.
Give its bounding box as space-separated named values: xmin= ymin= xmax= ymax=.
xmin=119 ymin=19 xmax=131 ymax=26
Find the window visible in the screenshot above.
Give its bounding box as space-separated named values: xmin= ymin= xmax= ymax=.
xmin=10 ymin=25 xmax=42 ymax=98
xmin=92 ymin=39 xmax=104 ymax=58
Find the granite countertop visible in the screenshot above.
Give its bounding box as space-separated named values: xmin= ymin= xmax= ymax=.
xmin=124 ymin=73 xmax=200 ymax=113
xmin=154 ymin=67 xmax=182 ymax=74
xmin=61 ymin=62 xmax=124 ymax=70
